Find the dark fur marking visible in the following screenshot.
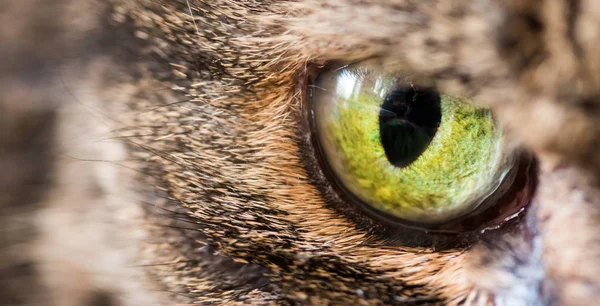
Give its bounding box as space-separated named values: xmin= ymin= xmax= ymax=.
xmin=566 ymin=0 xmax=583 ymax=59
xmin=497 ymin=3 xmax=547 ymax=75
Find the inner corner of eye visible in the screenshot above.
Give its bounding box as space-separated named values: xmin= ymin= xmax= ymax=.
xmin=311 ymin=63 xmax=519 ymax=226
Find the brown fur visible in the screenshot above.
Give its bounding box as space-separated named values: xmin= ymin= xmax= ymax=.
xmin=1 ymin=0 xmax=600 ymax=305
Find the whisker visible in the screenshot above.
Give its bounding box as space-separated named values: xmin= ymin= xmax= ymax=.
xmin=185 ymin=0 xmax=200 ymax=36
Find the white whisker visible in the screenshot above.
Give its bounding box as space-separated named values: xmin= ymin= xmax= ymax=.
xmin=185 ymin=0 xmax=200 ymax=36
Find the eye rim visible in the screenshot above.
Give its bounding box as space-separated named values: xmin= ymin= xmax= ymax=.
xmin=296 ymin=62 xmax=538 ymax=249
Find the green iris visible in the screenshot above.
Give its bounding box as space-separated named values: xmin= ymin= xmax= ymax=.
xmin=313 ymin=64 xmax=515 ymax=224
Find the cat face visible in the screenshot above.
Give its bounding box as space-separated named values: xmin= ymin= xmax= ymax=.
xmin=2 ymin=0 xmax=600 ymax=305
xmin=119 ymin=1 xmax=600 ymax=305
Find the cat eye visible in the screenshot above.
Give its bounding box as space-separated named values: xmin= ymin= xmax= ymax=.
xmin=310 ymin=62 xmax=533 ymax=232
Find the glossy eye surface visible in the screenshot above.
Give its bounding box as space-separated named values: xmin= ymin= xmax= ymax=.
xmin=312 ymin=63 xmax=518 ymax=225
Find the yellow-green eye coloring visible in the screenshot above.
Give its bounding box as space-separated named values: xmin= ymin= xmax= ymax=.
xmin=312 ymin=63 xmax=517 ymax=225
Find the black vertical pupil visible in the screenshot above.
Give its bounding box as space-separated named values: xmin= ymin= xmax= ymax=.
xmin=378 ymin=85 xmax=441 ymax=168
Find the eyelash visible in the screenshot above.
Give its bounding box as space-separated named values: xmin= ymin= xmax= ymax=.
xmin=295 ymin=63 xmax=539 ymax=250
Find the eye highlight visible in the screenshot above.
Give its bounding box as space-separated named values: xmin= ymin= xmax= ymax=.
xmin=312 ymin=63 xmax=519 ymax=226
